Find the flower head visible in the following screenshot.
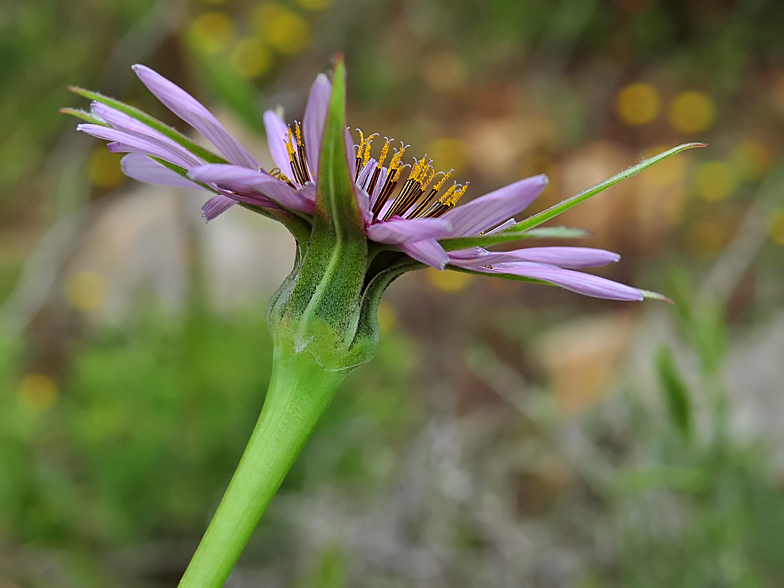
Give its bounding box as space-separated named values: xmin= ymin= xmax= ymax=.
xmin=66 ymin=59 xmax=702 ymax=359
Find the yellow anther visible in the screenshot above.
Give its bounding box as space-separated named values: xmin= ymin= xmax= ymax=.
xmin=294 ymin=122 xmax=303 ymax=146
xmin=420 ymin=165 xmax=436 ymax=191
xmin=357 ymin=128 xmax=365 ymax=147
xmin=410 ymin=157 xmax=428 ymax=182
xmin=360 ymin=133 xmax=377 ymax=167
xmin=285 ymin=127 xmax=296 ymax=158
xmin=389 ymin=143 xmax=409 ymax=171
xmin=439 ymin=183 xmax=458 ymax=205
xmin=448 ymin=182 xmax=469 ymax=205
xmin=376 ymin=138 xmax=391 ymax=169
xmin=432 ymin=168 xmax=453 ymax=192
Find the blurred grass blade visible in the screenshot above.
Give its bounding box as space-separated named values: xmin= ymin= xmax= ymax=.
xmin=69 ymin=86 xmax=229 ymax=164
xmin=656 ymin=345 xmax=692 ymax=441
xmin=441 ymin=226 xmax=590 ymax=251
xmin=510 ymin=143 xmax=706 ymax=233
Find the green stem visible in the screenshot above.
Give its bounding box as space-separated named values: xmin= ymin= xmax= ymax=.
xmin=178 ymin=339 xmax=345 ymax=588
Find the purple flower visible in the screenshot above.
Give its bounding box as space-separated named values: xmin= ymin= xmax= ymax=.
xmin=73 ymin=64 xmax=673 ymax=302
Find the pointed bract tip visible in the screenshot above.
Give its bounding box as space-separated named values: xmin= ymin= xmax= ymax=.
xmin=640 ymin=289 xmax=674 ymax=304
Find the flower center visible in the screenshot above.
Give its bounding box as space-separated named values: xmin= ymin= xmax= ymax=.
xmin=273 ymin=124 xmax=469 ymax=223
xmin=354 ymin=130 xmax=468 ymax=222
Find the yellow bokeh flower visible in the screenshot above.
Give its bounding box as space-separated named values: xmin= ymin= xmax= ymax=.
xmin=616 ymin=83 xmax=661 ymax=126
xmin=426 ymin=268 xmax=473 ymax=292
xmin=18 ymin=374 xmax=58 ymax=413
xmin=694 ymin=161 xmax=737 ymax=202
xmin=730 ymin=141 xmax=770 ymax=182
xmin=252 ymin=4 xmax=311 ymax=55
xmin=768 ymin=209 xmax=784 ymax=247
xmin=231 ymin=37 xmax=273 ymax=78
xmin=187 ymin=12 xmax=234 ymax=55
xmin=66 ymin=270 xmax=107 ymax=312
xmin=88 ymin=147 xmax=125 ymax=189
xmin=668 ymin=91 xmax=716 ymax=134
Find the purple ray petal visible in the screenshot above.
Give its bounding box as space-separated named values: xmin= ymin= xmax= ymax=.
xmin=367 ymin=217 xmax=452 ymax=244
xmin=299 ymin=182 xmax=317 ymax=204
xmin=442 ymin=174 xmax=548 ymax=237
xmin=466 ymin=261 xmax=643 ymax=301
xmin=188 ymin=164 xmax=314 ymax=213
xmin=91 ymin=103 xmax=202 ymax=168
xmin=78 ymin=124 xmax=194 ymax=168
xmin=355 ymin=185 xmax=372 ymax=225
xmin=397 ymin=239 xmax=449 ymax=270
xmin=357 ymin=159 xmax=375 ymax=190
xmin=202 ymin=195 xmax=236 ymax=221
xmin=346 ymin=127 xmax=357 ymax=180
xmin=132 ymin=65 xmax=258 ymax=169
xmin=263 ymin=110 xmax=294 ymax=179
xmin=121 ymin=154 xmax=201 ymax=188
xmin=484 ymin=218 xmax=517 ymax=235
xmin=449 ymin=246 xmax=620 ymax=269
xmin=500 ymin=247 xmax=620 ymax=268
xmin=303 ymin=73 xmax=331 ymax=176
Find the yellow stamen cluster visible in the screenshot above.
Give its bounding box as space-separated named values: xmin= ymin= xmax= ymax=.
xmin=285 ymin=121 xmax=311 ymax=185
xmin=440 ymin=182 xmax=469 ymax=207
xmin=355 ymin=128 xmax=470 ymax=220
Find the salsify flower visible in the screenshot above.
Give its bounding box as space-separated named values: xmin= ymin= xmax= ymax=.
xmin=67 ymin=63 xmax=698 ymax=303
xmin=64 ymin=56 xmax=702 ymax=588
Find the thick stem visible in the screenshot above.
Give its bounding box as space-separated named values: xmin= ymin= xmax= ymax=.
xmin=178 ymin=340 xmax=345 ymax=588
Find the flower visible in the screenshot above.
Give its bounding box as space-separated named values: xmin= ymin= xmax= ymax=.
xmin=70 ymin=63 xmax=697 ymax=302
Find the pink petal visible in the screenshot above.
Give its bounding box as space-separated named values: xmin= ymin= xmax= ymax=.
xmin=467 ymin=261 xmax=643 ymax=301
xmin=303 ymin=74 xmax=331 ymax=177
xmin=91 ymin=103 xmax=202 ymax=168
xmin=367 ymin=218 xmax=452 ymax=244
xmin=132 ymin=65 xmax=258 ymax=169
xmin=188 ymin=164 xmax=315 ymax=214
xmin=121 ymin=154 xmax=201 ymax=188
xmin=263 ymin=110 xmax=294 ymax=179
xmin=345 ymin=127 xmax=357 ymax=180
xmin=442 ymin=174 xmax=548 ymax=237
xmin=78 ymin=124 xmax=194 ymax=169
xmin=501 ymin=247 xmax=620 ymax=268
xmin=202 ymin=195 xmax=236 ymax=221
xmin=450 ymin=246 xmax=620 ymax=269
xmin=397 ymin=239 xmax=449 ymax=270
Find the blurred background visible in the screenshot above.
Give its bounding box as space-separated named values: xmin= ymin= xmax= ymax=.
xmin=2 ymin=0 xmax=784 ymax=586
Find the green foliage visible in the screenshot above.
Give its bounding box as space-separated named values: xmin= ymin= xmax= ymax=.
xmin=655 ymin=345 xmax=692 ymax=442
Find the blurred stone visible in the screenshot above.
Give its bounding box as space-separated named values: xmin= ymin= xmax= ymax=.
xmin=64 ymin=183 xmax=295 ymax=323
xmin=535 ymin=312 xmax=639 ymax=415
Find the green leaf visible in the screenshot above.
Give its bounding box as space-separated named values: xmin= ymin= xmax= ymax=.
xmin=507 ymin=142 xmax=706 ymax=234
xmin=440 ymin=226 xmax=590 ymax=251
xmin=655 ymin=345 xmax=692 ymax=441
xmin=68 ymin=86 xmax=229 ymax=164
